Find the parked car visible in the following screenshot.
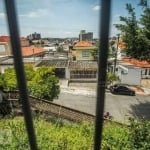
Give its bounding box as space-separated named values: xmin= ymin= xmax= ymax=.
xmin=110 ymin=84 xmax=135 ymax=96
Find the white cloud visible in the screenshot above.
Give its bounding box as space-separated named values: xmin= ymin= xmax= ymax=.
xmin=20 ymin=9 xmax=49 ymax=18
xmin=0 ymin=12 xmax=6 ymax=18
xmin=93 ymin=5 xmax=100 ymax=11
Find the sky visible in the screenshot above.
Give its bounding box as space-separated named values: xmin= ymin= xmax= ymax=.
xmin=0 ymin=0 xmax=146 ymax=38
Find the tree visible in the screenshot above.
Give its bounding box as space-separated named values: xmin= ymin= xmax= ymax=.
xmin=0 ymin=65 xmax=60 ymax=101
xmin=28 ymin=66 xmax=60 ymax=101
xmin=0 ymin=67 xmax=17 ymax=91
xmin=107 ymin=72 xmax=118 ymax=85
xmin=115 ymin=1 xmax=150 ymax=61
xmin=115 ymin=4 xmax=139 ymax=58
xmin=139 ymin=0 xmax=150 ymax=61
xmin=91 ymin=47 xmax=98 ymax=61
xmin=91 ymin=42 xmax=114 ymax=61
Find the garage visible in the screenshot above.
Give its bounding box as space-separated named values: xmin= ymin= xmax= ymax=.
xmin=55 ymin=68 xmax=66 ymax=78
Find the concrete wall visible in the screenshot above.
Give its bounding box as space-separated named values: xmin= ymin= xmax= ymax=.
xmin=121 ymin=68 xmax=141 ymax=85
xmin=117 ymin=65 xmax=141 ymax=85
xmin=0 ymin=42 xmax=12 ymax=56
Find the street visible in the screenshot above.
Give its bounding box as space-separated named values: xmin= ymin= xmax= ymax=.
xmin=53 ymin=88 xmax=150 ymax=123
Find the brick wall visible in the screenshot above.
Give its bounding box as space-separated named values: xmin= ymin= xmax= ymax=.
xmin=6 ymin=92 xmax=95 ymax=123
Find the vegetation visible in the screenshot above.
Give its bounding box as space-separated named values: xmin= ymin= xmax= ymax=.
xmin=0 ymin=117 xmax=150 ymax=150
xmin=115 ymin=0 xmax=150 ymax=61
xmin=0 ymin=65 xmax=60 ymax=101
xmin=91 ymin=44 xmax=115 ymax=61
xmin=107 ymin=72 xmax=118 ymax=85
xmin=91 ymin=47 xmax=98 ymax=61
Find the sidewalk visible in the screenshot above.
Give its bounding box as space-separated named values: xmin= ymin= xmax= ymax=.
xmin=129 ymin=86 xmax=150 ymax=95
xmin=59 ymin=80 xmax=150 ymax=96
xmin=141 ymin=87 xmax=150 ymax=95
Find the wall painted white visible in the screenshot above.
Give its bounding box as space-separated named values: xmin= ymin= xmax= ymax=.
xmin=117 ymin=65 xmax=141 ymax=85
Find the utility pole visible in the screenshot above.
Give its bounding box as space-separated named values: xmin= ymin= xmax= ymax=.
xmin=114 ymin=34 xmax=120 ymax=74
xmin=32 ymin=48 xmax=35 ymax=63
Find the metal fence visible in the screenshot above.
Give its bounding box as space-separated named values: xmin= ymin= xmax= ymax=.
xmin=4 ymin=0 xmax=111 ymax=149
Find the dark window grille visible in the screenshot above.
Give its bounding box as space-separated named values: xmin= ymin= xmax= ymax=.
xmin=4 ymin=0 xmax=111 ymax=149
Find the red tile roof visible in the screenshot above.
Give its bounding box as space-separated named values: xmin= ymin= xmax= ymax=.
xmin=75 ymin=41 xmax=93 ymax=47
xmin=21 ymin=46 xmax=45 ymax=57
xmin=0 ymin=36 xmax=27 ymax=42
xmin=122 ymin=57 xmax=150 ymax=68
xmin=0 ymin=36 xmax=10 ymax=42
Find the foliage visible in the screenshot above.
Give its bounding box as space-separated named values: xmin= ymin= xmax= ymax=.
xmin=0 ymin=117 xmax=150 ymax=150
xmin=102 ymin=122 xmax=129 ymax=150
xmin=115 ymin=1 xmax=150 ymax=61
xmin=28 ymin=66 xmax=60 ymax=100
xmin=0 ymin=117 xmax=93 ymax=150
xmin=128 ymin=118 xmax=150 ymax=150
xmin=107 ymin=72 xmax=118 ymax=84
xmin=0 ymin=65 xmax=60 ymax=101
xmin=91 ymin=46 xmax=115 ymax=61
xmin=0 ymin=67 xmax=17 ymax=91
xmin=91 ymin=47 xmax=98 ymax=61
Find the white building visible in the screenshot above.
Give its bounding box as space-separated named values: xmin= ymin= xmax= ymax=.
xmin=43 ymin=46 xmax=57 ymax=52
xmin=117 ymin=63 xmax=141 ymax=85
xmin=116 ymin=58 xmax=150 ymax=86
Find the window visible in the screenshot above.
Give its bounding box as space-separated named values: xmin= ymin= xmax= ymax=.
xmin=145 ymin=69 xmax=147 ymax=75
xmin=5 ymin=1 xmax=111 ymax=150
xmin=82 ymin=51 xmax=89 ymax=57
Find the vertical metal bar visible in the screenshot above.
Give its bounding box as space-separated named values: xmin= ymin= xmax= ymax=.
xmin=114 ymin=34 xmax=120 ymax=74
xmin=94 ymin=0 xmax=111 ymax=150
xmin=4 ymin=0 xmax=38 ymax=150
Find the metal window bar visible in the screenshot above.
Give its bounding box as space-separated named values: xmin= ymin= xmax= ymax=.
xmin=94 ymin=1 xmax=111 ymax=149
xmin=4 ymin=0 xmax=38 ymax=150
xmin=4 ymin=0 xmax=111 ymax=149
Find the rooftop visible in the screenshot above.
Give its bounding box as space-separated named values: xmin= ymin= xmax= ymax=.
xmin=69 ymin=61 xmax=97 ymax=70
xmin=22 ymin=46 xmax=45 ymax=57
xmin=74 ymin=41 xmax=93 ymax=47
xmin=122 ymin=57 xmax=150 ymax=68
xmin=36 ymin=59 xmax=68 ymax=68
xmin=0 ymin=36 xmax=10 ymax=42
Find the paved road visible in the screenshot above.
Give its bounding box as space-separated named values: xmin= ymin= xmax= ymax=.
xmin=53 ymin=88 xmax=150 ymax=123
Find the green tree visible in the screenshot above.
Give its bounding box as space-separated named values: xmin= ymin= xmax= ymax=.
xmin=0 ymin=67 xmax=17 ymax=91
xmin=91 ymin=43 xmax=113 ymax=61
xmin=0 ymin=65 xmax=60 ymax=101
xmin=91 ymin=47 xmax=98 ymax=61
xmin=115 ymin=4 xmax=139 ymax=58
xmin=107 ymin=72 xmax=118 ymax=85
xmin=115 ymin=2 xmax=150 ymax=61
xmin=28 ymin=66 xmax=60 ymax=100
xmin=139 ymin=0 xmax=150 ymax=61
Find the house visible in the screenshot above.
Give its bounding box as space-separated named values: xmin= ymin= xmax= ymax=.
xmin=0 ymin=36 xmax=30 ymax=56
xmin=43 ymin=46 xmax=57 ymax=52
xmin=71 ymin=41 xmax=96 ymax=61
xmin=116 ymin=57 xmax=150 ymax=87
xmin=0 ymin=46 xmax=46 ymax=73
xmin=0 ymin=36 xmax=11 ymax=56
xmin=35 ymin=59 xmax=98 ymax=82
xmin=21 ymin=46 xmax=46 ymax=57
